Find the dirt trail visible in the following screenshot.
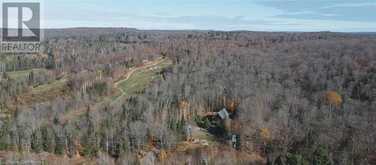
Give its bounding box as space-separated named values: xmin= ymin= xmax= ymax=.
xmin=111 ymin=57 xmax=167 ymax=104
xmin=62 ymin=57 xmax=167 ymax=122
xmin=114 ymin=57 xmax=166 ymax=87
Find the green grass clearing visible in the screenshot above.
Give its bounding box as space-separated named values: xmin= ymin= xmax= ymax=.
xmin=7 ymin=68 xmax=47 ymax=81
xmin=31 ymin=78 xmax=67 ymax=94
xmin=16 ymin=78 xmax=69 ymax=105
xmin=118 ymin=59 xmax=172 ymax=96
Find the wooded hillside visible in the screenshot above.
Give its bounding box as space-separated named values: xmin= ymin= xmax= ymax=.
xmin=0 ymin=29 xmax=375 ymax=164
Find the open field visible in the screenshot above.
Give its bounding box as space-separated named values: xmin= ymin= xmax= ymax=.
xmin=61 ymin=57 xmax=172 ymax=122
xmin=7 ymin=69 xmax=48 ymax=82
xmin=117 ymin=57 xmax=172 ymax=96
xmin=15 ymin=78 xmax=69 ymax=105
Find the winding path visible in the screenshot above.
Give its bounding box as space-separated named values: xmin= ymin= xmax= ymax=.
xmin=62 ymin=57 xmax=168 ymax=122
xmin=111 ymin=57 xmax=167 ymax=104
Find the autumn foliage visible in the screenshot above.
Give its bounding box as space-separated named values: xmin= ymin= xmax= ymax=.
xmin=260 ymin=128 xmax=271 ymax=142
xmin=178 ymin=99 xmax=189 ymax=110
xmin=325 ymin=91 xmax=342 ymax=108
xmin=159 ymin=149 xmax=168 ymax=161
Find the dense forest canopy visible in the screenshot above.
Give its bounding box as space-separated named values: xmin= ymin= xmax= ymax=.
xmin=0 ymin=28 xmax=375 ymax=164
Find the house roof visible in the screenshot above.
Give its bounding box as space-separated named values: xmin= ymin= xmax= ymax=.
xmin=218 ymin=108 xmax=230 ymax=120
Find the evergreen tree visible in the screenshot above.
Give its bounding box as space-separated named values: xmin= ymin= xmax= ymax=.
xmin=31 ymin=129 xmax=43 ymax=153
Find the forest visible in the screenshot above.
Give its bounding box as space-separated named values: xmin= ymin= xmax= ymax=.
xmin=0 ymin=28 xmax=375 ymax=164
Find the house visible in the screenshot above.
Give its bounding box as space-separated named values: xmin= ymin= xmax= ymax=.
xmin=218 ymin=108 xmax=230 ymax=120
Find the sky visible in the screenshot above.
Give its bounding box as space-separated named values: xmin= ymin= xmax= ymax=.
xmin=3 ymin=0 xmax=376 ymax=32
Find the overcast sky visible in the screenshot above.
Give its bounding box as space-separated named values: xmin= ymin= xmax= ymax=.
xmin=6 ymin=0 xmax=376 ymax=31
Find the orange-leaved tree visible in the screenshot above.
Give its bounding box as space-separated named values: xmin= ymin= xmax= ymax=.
xmin=260 ymin=128 xmax=271 ymax=142
xmin=325 ymin=91 xmax=342 ymax=108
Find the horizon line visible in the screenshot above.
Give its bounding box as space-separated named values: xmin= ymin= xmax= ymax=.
xmin=1 ymin=27 xmax=375 ymax=33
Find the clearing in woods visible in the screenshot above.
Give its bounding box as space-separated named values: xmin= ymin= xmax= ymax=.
xmin=6 ymin=68 xmax=69 ymax=105
xmin=7 ymin=68 xmax=47 ymax=81
xmin=14 ymin=78 xmax=69 ymax=105
xmin=62 ymin=57 xmax=172 ymax=121
xmin=112 ymin=57 xmax=172 ymax=103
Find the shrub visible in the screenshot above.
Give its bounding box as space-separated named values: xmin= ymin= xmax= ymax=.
xmin=312 ymin=145 xmax=331 ymax=165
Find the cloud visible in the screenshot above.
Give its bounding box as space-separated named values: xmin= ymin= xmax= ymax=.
xmin=323 ymin=2 xmax=376 ymax=8
xmin=256 ymin=0 xmax=376 ymax=22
